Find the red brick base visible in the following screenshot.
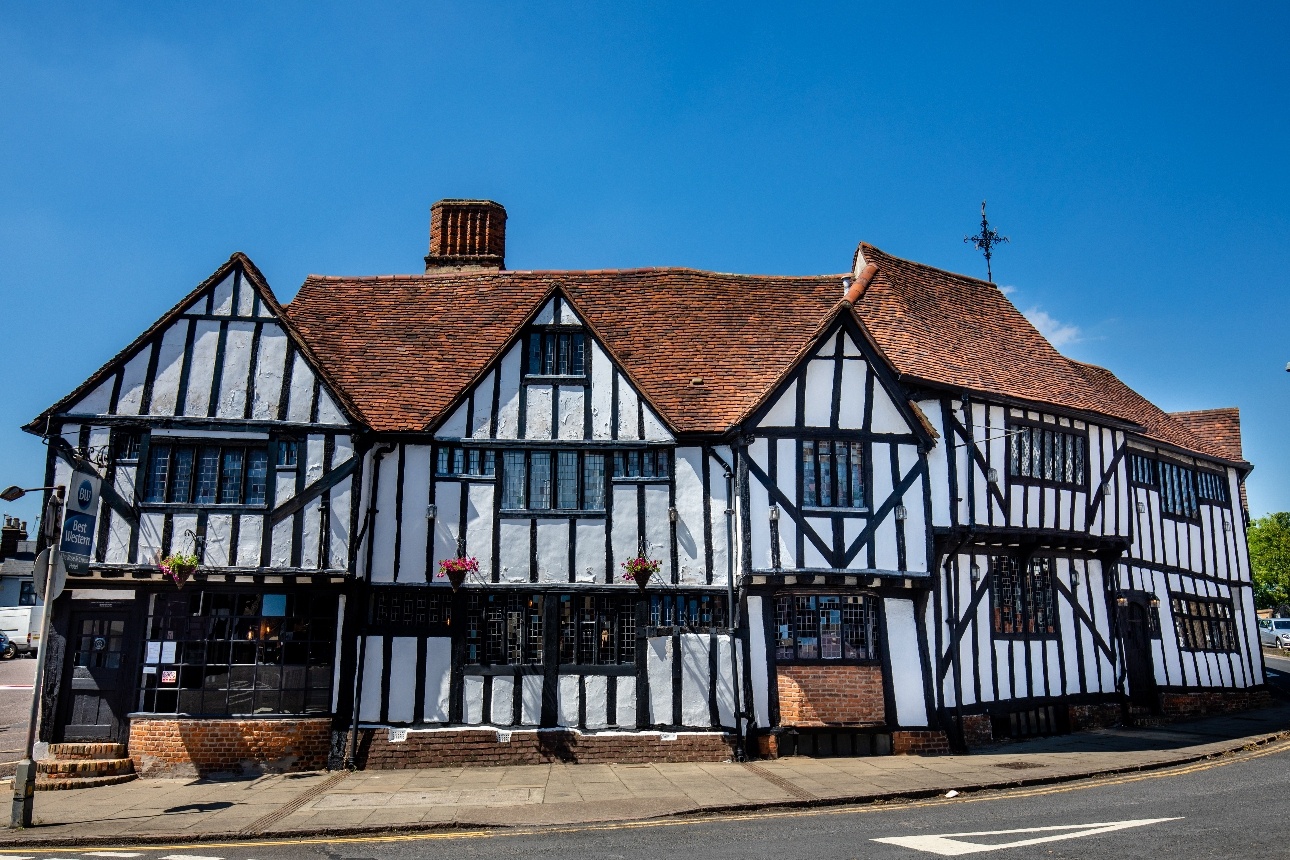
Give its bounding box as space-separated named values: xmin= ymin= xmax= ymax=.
xmin=129 ymin=717 xmax=331 ymax=778
xmin=349 ymin=728 xmax=736 ymax=769
xmin=1159 ymin=688 xmax=1274 ymax=719
xmin=891 ymin=730 xmax=951 ymax=755
xmin=776 ymin=665 xmax=885 ymax=726
xmin=1068 ymin=703 xmax=1122 ymax=731
xmin=960 ymin=714 xmax=994 ymax=748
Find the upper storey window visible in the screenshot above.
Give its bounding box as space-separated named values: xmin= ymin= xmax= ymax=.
xmin=1008 ymin=423 xmax=1086 ymax=487
xmin=1196 ymin=470 xmax=1229 ymax=505
xmin=1158 ymin=461 xmax=1199 ymax=520
xmin=802 ymin=440 xmax=864 ymax=508
xmin=525 ymin=328 xmax=586 ymax=378
xmin=144 ymin=443 xmax=269 ymax=507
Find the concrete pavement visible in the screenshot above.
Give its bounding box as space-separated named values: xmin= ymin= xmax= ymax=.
xmin=0 ymin=701 xmax=1286 ymax=846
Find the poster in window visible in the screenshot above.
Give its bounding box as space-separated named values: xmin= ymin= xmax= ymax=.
xmin=160 ymin=641 xmax=177 ymax=663
xmin=160 ymin=670 xmax=177 ymax=685
xmin=145 ymin=641 xmax=161 ymax=664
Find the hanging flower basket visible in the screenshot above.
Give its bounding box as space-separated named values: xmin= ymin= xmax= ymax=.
xmin=159 ymin=553 xmax=199 ymax=588
xmin=621 ymin=556 xmax=661 ymax=591
xmin=437 ymin=556 xmax=480 ymax=592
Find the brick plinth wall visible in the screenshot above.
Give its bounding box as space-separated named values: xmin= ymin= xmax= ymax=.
xmin=1068 ymin=703 xmax=1122 ymax=731
xmin=129 ymin=717 xmax=331 ymax=778
xmin=891 ymin=730 xmax=951 ymax=755
xmin=960 ymin=714 xmax=994 ymax=748
xmin=350 ymin=728 xmax=736 ymax=769
xmin=1159 ymin=688 xmax=1273 ymax=719
xmin=776 ymin=665 xmax=885 ymax=726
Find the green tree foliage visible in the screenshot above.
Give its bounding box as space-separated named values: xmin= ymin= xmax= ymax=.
xmin=1249 ymin=512 xmax=1290 ymax=609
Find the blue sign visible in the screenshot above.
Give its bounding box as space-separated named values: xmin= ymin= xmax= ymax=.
xmin=59 ymin=471 xmax=100 ymax=575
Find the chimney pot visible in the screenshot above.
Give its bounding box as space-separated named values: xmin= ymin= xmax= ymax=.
xmin=425 ymin=199 xmax=507 ymax=272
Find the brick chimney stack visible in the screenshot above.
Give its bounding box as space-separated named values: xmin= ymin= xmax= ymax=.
xmin=0 ymin=516 xmax=27 ymax=561
xmin=425 ymin=199 xmax=506 ymax=272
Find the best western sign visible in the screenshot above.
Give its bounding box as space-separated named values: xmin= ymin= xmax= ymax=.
xmin=59 ymin=471 xmax=100 ymax=575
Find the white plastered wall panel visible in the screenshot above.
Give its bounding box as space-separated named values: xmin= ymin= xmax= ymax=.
xmin=715 ymin=635 xmax=738 ymax=728
xmin=432 ymin=481 xmax=462 ymax=580
xmin=536 ymin=520 xmax=568 ymax=582
xmin=215 ymin=322 xmax=255 ymax=419
xmin=575 ymin=518 xmax=605 ymax=583
xmin=899 ymin=444 xmax=927 ymax=572
xmin=884 ymin=597 xmax=928 ymax=726
xmin=673 ymin=447 xmax=707 ymax=583
xmin=871 ymin=444 xmax=897 ymax=571
xmin=610 ymin=485 xmax=638 ymax=574
xmin=398 ymin=445 xmax=432 ymax=582
xmin=869 ymin=376 xmax=911 ymax=435
xmin=106 ymin=465 xmax=137 ymax=563
xmin=251 ymin=325 xmax=289 ymax=420
xmin=270 ymin=518 xmax=292 ymax=568
xmin=463 ymin=677 xmax=484 ymax=725
xmin=558 ymin=675 xmax=579 ymax=727
xmin=646 ymin=637 xmax=672 ymax=725
xmin=534 ymin=298 xmax=555 ymax=325
xmin=748 ymin=438 xmax=771 ymax=569
xmin=988 ymin=404 xmax=1008 ymax=523
xmin=423 ymin=638 xmax=452 ymax=722
xmin=838 ymin=360 xmax=866 ymax=429
xmin=147 ymin=322 xmax=189 ymax=416
xmin=615 ymin=678 xmax=637 ymax=727
xmin=71 ymin=377 xmax=114 ymax=415
xmin=204 ymin=514 xmax=233 ymax=567
xmin=584 ymin=676 xmax=609 ymax=729
xmin=388 ymin=637 xmax=418 ymax=723
xmin=522 ymin=676 xmax=543 ymax=726
xmin=557 ymin=386 xmax=584 ymax=440
xmin=641 ymin=403 xmax=672 ymax=442
xmin=747 ymin=595 xmax=769 ymax=726
xmin=679 ymin=634 xmax=711 ymax=727
xmin=759 ymin=380 xmax=797 ymax=427
xmin=315 ymin=389 xmax=346 ymax=426
xmin=138 ymin=512 xmax=165 ymax=563
xmin=498 ymin=518 xmax=530 ymax=582
xmin=494 ymin=346 xmax=523 ymax=439
xmin=644 ymin=485 xmax=671 ymax=578
xmin=590 ymin=342 xmax=614 ymax=439
xmin=491 ymin=676 xmax=515 ymax=726
xmin=368 ymin=449 xmax=400 ymax=583
xmin=466 ymin=483 xmax=495 ymax=576
xmin=210 ymin=273 xmax=234 ymax=315
xmin=470 ymin=372 xmax=495 ymax=439
xmin=774 ymin=439 xmax=797 ymax=566
xmin=708 ymin=447 xmax=733 ymax=584
xmin=803 ymin=359 xmax=832 ymax=427
xmin=236 ymin=514 xmax=263 ymax=568
xmin=286 ymin=353 xmax=315 ymax=423
xmin=328 ymin=439 xmax=354 ymax=568
xmin=616 ymin=373 xmax=640 ymax=440
xmin=115 ymin=345 xmax=153 ymax=416
xmin=526 ymin=385 xmax=553 ymax=440
xmin=358 ymin=636 xmax=383 ymax=722
xmin=921 ymin=401 xmax=951 ymax=527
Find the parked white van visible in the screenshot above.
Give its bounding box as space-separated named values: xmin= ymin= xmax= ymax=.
xmin=0 ymin=606 xmax=42 ymax=657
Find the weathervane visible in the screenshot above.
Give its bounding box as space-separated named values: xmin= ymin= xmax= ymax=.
xmin=964 ymin=200 xmax=1008 ymax=282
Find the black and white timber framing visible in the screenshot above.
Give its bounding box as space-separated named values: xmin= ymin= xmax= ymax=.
xmin=24 ymin=238 xmax=1264 ymax=756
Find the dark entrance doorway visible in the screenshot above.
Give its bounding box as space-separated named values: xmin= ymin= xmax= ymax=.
xmin=1122 ymin=600 xmax=1158 ymax=710
xmin=59 ymin=607 xmax=136 ymax=743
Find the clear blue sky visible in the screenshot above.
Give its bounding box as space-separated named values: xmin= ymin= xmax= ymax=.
xmin=1 ymin=2 xmax=1286 ymax=529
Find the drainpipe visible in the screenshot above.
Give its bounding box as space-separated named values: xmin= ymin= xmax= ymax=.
xmin=346 ymin=442 xmax=395 ymax=770
xmin=723 ymin=462 xmax=745 ymax=761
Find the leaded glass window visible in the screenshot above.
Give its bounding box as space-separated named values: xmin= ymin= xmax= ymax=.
xmin=991 ymin=556 xmax=1057 ymax=637
xmin=774 ymin=594 xmax=878 ymax=661
xmin=802 ymin=440 xmax=865 ymax=508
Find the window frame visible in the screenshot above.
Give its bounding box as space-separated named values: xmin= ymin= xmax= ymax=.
xmin=989 ymin=555 xmax=1059 ymax=640
xmin=522 ymin=325 xmax=589 ymax=383
xmin=499 ymin=448 xmax=610 ymax=515
xmin=1006 ymin=420 xmax=1088 ymax=490
xmin=435 ymin=444 xmax=497 ymax=480
xmin=800 ymin=438 xmax=867 ymax=511
xmin=1157 ymin=458 xmax=1201 ymax=522
xmin=772 ymin=592 xmax=881 ymax=665
xmin=1169 ymin=593 xmax=1238 ymax=653
xmin=141 ymin=440 xmax=272 ymax=510
xmin=611 ymin=448 xmax=672 ymax=484
xmin=1195 ymin=468 xmax=1230 ymax=505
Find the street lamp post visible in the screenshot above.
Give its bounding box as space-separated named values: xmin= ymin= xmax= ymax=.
xmin=3 ymin=485 xmax=64 ymax=829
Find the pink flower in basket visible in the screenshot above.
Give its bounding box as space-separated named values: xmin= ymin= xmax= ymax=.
xmin=621 ymin=556 xmax=661 ymax=590
xmin=437 ymin=556 xmax=480 ymax=591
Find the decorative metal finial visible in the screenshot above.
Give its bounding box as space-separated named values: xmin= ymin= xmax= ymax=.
xmin=964 ymin=200 xmax=1008 ymax=282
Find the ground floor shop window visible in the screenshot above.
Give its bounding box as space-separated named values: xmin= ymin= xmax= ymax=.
xmin=775 ymin=593 xmax=878 ymax=662
xmin=558 ymin=594 xmax=636 ymax=665
xmin=140 ymin=590 xmax=338 ymax=716
xmin=465 ymin=592 xmax=545 ymax=665
xmin=1171 ymin=594 xmax=1237 ymax=652
xmin=991 ymin=555 xmax=1057 ymax=637
xmin=649 ymin=593 xmax=727 ymax=631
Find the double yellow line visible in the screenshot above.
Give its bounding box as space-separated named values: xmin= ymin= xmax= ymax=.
xmin=16 ymin=737 xmax=1290 ymax=853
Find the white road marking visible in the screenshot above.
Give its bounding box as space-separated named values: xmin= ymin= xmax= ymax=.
xmin=873 ymin=817 xmax=1182 ymax=855
xmin=86 ymin=854 xmax=145 ymax=857
xmin=0 ymin=854 xmax=34 ymax=860
xmin=160 ymin=855 xmax=224 ymax=860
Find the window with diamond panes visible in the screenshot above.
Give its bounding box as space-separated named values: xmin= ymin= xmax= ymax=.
xmin=500 ymin=450 xmax=606 ymax=511
xmin=139 ymin=591 xmax=337 ymax=716
xmin=144 ymin=443 xmax=270 ymax=506
xmin=990 ymin=556 xmax=1057 ymax=637
xmin=1008 ymin=424 xmax=1086 ymax=486
xmin=369 ymin=590 xmax=453 ymax=632
xmin=649 ymin=594 xmax=728 ymax=632
xmin=774 ymin=594 xmax=878 ymax=662
xmin=558 ymin=595 xmax=637 ymax=665
xmin=1171 ymin=595 xmax=1237 ymax=652
xmin=802 ymin=441 xmax=864 ymax=508
xmin=465 ymin=593 xmax=544 ymax=665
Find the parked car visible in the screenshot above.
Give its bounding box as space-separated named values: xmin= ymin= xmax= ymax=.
xmin=1259 ymin=618 xmax=1290 ymax=650
xmin=0 ymin=631 xmax=12 ymax=660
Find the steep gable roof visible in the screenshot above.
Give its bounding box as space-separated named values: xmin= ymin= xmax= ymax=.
xmin=1169 ymin=408 xmax=1244 ymax=462
xmin=283 ymin=245 xmax=1239 ymax=465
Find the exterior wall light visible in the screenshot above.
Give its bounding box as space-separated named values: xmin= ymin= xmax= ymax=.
xmin=1071 ymin=568 xmax=1080 ymax=588
xmin=1103 ymin=481 xmax=1114 ymax=497
xmin=1137 ymin=501 xmax=1147 ymax=514
xmin=987 ymin=468 xmax=999 ymax=484
xmin=426 ymin=504 xmax=438 ymax=521
xmin=970 ymin=563 xmax=981 ymax=584
xmin=769 ymin=506 xmax=780 ymax=522
xmin=668 ymin=506 xmax=678 ymax=523
xmin=894 ymin=504 xmax=908 ymax=521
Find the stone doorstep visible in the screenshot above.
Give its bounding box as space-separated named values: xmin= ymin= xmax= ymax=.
xmin=37 ymin=757 xmax=134 ymax=777
xmin=48 ymin=742 xmax=127 ymax=761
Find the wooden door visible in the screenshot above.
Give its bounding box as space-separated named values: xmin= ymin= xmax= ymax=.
xmin=60 ymin=610 xmax=134 ymax=742
xmin=1123 ymin=602 xmax=1158 ymax=710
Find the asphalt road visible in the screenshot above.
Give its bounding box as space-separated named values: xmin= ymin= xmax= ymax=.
xmin=0 ymin=654 xmax=35 ymax=769
xmin=7 ymin=735 xmax=1284 ymax=859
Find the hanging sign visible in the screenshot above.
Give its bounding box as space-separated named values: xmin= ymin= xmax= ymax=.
xmin=58 ymin=471 xmax=100 ymax=575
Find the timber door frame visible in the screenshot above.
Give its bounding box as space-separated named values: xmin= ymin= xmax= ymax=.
xmin=56 ymin=600 xmax=143 ymax=745
xmin=1118 ymin=594 xmax=1159 ymax=711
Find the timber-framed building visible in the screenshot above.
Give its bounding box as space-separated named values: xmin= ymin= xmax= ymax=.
xmin=25 ymin=200 xmax=1264 ymax=775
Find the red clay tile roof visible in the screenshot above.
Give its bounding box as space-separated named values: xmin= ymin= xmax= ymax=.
xmin=283 ymin=245 xmax=1242 ymax=465
xmin=1169 ymin=408 xmax=1244 ymax=462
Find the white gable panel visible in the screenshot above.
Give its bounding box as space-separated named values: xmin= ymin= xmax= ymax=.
xmin=438 ymin=401 xmax=468 ymax=439
xmin=803 ymin=359 xmax=832 ymax=427
xmin=843 ymin=334 xmax=861 ymax=357
xmin=287 ymin=353 xmax=315 ymax=423
xmin=558 ymin=386 xmax=584 ymax=440
xmin=148 ymin=322 xmax=189 ymax=416
xmin=471 ymin=371 xmax=495 ymax=439
xmin=250 ymin=325 xmax=288 ymax=420
xmin=556 ymin=300 xmax=582 ymax=326
xmin=838 ymin=360 xmax=865 ymax=429
xmin=70 ymin=377 xmax=115 ymax=416
xmin=315 ymin=388 xmax=346 ymax=425
xmin=494 ymin=345 xmax=523 ymax=439
xmin=759 ymin=380 xmax=797 ymax=428
xmin=210 ymin=273 xmax=235 ymax=316
xmin=616 ymin=373 xmax=640 ymax=439
xmin=641 ymin=402 xmax=673 ymax=442
xmin=590 ymin=342 xmax=613 ymax=439
xmin=869 ymin=381 xmax=912 ymax=434
xmin=526 ymin=385 xmax=553 ymax=439
xmin=215 ymin=322 xmax=255 ymax=419
xmin=534 ymin=299 xmax=556 ymax=325
xmin=236 ymin=277 xmax=256 ymax=316
xmin=114 ymin=347 xmax=152 ymax=416
xmin=183 ymin=320 xmax=221 ymax=416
